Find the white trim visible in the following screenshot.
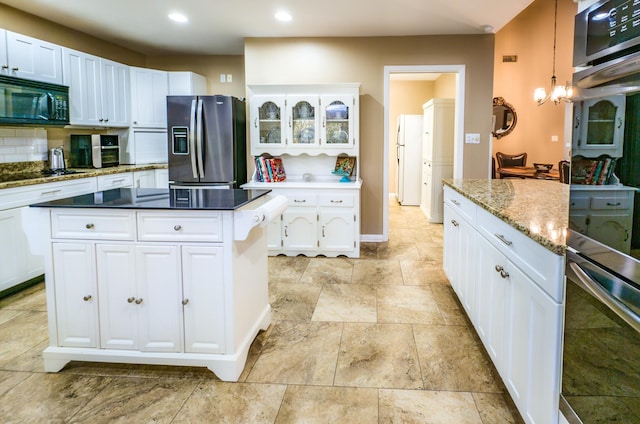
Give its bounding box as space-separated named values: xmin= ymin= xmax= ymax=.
xmin=383 ymin=65 xmax=466 ymax=241
xmin=361 ymin=234 xmax=386 ymax=242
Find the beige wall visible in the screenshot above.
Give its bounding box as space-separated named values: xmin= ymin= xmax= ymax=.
xmin=493 ymin=0 xmax=576 ymax=167
xmin=245 ymin=36 xmax=494 ymax=235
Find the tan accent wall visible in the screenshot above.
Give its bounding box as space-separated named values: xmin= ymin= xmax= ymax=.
xmin=0 ymin=4 xmax=145 ymax=66
xmin=245 ymin=36 xmax=494 ymax=235
xmin=493 ymin=0 xmax=576 ymax=168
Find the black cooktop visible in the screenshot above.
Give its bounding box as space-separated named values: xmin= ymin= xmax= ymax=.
xmin=0 ymin=169 xmax=83 ymax=184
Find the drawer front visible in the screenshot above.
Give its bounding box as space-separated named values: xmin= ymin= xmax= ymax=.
xmin=287 ymin=192 xmax=317 ymax=207
xmin=137 ymin=212 xmax=223 ymax=242
xmin=1 ymin=177 xmax=98 ymax=210
xmin=477 ymin=208 xmax=563 ymax=302
xmin=97 ymin=173 xmax=134 ymax=191
xmin=443 ymin=186 xmax=476 ymax=224
xmin=51 ymin=210 xmax=136 ymax=240
xmin=570 ymin=195 xmax=589 ymax=210
xmin=318 ymin=193 xmax=354 ymax=207
xmin=590 ymin=195 xmax=632 ymax=210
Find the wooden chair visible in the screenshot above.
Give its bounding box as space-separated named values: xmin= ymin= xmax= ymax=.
xmin=495 ymin=152 xmax=527 ymax=178
xmin=559 ymin=160 xmax=570 ymax=184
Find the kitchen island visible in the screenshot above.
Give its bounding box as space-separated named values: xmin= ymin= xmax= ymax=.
xmin=31 ymin=187 xmax=286 ymax=382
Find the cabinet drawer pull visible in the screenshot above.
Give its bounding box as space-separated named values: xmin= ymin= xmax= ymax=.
xmin=83 ymin=295 xmax=92 ymax=301
xmin=330 ymin=200 xmax=343 ymax=204
xmin=112 ymin=179 xmax=125 ymax=183
xmin=174 ymin=225 xmax=182 ymax=231
xmin=495 ymin=265 xmax=503 ymax=272
xmin=606 ymin=202 xmax=621 ymax=207
xmin=182 ymin=298 xmax=189 ymax=305
xmin=11 ymin=67 xmax=19 ymax=71
xmin=495 ymin=234 xmax=513 ymax=246
xmin=1 ymin=65 xmax=8 ymax=69
xmin=85 ymin=223 xmax=95 ymax=229
xmin=500 ymin=270 xmax=510 ymax=279
xmin=451 ymin=219 xmax=459 ymax=227
xmin=451 ymin=199 xmax=460 ymax=206
xmin=293 ymin=199 xmax=306 ymax=203
xmin=135 ymin=298 xmax=143 ymax=305
xmin=41 ymin=189 xmax=62 ymax=195
xmin=127 ymin=297 xmax=135 ymax=303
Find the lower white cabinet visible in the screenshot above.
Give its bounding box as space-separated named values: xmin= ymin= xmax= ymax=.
xmin=97 ymin=172 xmax=134 ymax=191
xmin=133 ymin=170 xmax=156 ymax=188
xmin=443 ymin=186 xmax=563 ymax=424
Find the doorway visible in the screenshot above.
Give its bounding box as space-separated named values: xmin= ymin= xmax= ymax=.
xmin=382 ymin=65 xmax=466 ymax=241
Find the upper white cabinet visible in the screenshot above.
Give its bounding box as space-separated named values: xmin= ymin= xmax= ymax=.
xmin=130 ymin=67 xmax=168 ymax=128
xmin=1 ymin=30 xmax=63 ymax=84
xmin=249 ymin=84 xmax=359 ymax=156
xmin=63 ymin=48 xmax=130 ymax=127
xmin=168 ymin=71 xmax=206 ymax=95
xmin=572 ymin=95 xmax=625 ymax=158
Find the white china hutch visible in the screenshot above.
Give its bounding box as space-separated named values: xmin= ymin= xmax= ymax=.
xmin=243 ymin=83 xmax=361 ymax=258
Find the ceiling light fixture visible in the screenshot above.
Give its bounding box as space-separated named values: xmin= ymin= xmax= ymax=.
xmin=168 ymin=13 xmax=188 ymax=23
xmin=275 ymin=11 xmax=292 ymax=22
xmin=534 ymin=0 xmax=572 ymax=106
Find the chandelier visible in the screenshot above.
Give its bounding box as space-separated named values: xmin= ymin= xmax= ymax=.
xmin=534 ymin=0 xmax=572 ymax=105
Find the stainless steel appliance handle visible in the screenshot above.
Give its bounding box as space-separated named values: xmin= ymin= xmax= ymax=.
xmin=196 ymin=99 xmax=205 ymax=178
xmin=569 ymin=261 xmax=640 ymax=333
xmin=189 ymin=100 xmax=198 ymax=179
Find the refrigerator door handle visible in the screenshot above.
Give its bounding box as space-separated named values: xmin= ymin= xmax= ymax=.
xmin=196 ymin=98 xmax=205 ymax=178
xmin=189 ymin=99 xmax=198 ymax=179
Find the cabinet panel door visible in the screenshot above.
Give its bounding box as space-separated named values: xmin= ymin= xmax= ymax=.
xmin=101 ymin=59 xmax=130 ymax=127
xmin=319 ymin=210 xmax=354 ymax=252
xmin=63 ymin=48 xmax=102 ymax=126
xmin=136 ymin=245 xmax=183 ymax=352
xmin=288 ymin=95 xmax=320 ymax=149
xmin=442 ymin=204 xmax=458 ymax=286
xmin=282 ymin=210 xmax=317 ymax=252
xmin=96 ymin=244 xmax=138 ymax=350
xmin=474 ymin=235 xmax=506 ymax=368
xmin=0 ymin=208 xmax=27 ymax=291
xmin=6 ymin=31 xmax=63 ymax=84
xmin=250 ymin=95 xmax=287 ymax=155
xmin=321 ymin=94 xmax=355 ymax=149
xmin=456 ymin=216 xmax=476 ymax=320
xmin=267 ymin=218 xmax=282 ymax=251
xmin=587 ymin=214 xmax=631 ymax=253
xmin=182 ymin=246 xmax=226 ymax=354
xmin=502 ymin=260 xmax=562 ymax=424
xmin=52 ymin=243 xmax=98 ymax=348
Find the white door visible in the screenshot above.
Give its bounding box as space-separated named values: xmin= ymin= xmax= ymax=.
xmin=282 ymin=210 xmax=317 ymax=252
xmin=52 ymin=243 xmax=99 ymax=348
xmin=63 ymin=48 xmax=103 ymax=126
xmin=182 ymin=246 xmax=226 ymax=354
xmin=319 ymin=210 xmax=355 ymax=252
xmin=100 ymin=59 xmax=130 ymax=127
xmin=396 ymin=115 xmax=423 ymax=205
xmin=5 ymin=31 xmax=63 ymax=84
xmin=96 ymin=244 xmax=139 ymax=350
xmin=135 ymin=245 xmax=183 ymax=352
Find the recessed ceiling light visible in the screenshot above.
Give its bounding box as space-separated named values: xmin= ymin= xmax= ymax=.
xmin=168 ymin=13 xmax=188 ymax=23
xmin=275 ymin=11 xmax=292 ymax=22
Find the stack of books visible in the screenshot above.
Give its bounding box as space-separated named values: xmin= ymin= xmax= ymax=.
xmin=254 ymin=156 xmax=286 ymax=182
xmin=571 ymin=157 xmax=616 ymax=185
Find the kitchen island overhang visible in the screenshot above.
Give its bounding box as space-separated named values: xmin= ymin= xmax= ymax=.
xmin=31 ymin=187 xmax=286 ymax=382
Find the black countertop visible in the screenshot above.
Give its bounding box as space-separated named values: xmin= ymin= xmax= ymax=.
xmin=30 ymin=188 xmax=272 ymax=211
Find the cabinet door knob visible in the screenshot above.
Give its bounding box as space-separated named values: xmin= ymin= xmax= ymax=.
xmin=135 ymin=298 xmax=143 ymax=304
xmin=174 ymin=225 xmax=182 ymax=231
xmin=83 ymin=295 xmax=92 ymax=301
xmin=451 ymin=219 xmax=459 ymax=227
xmin=127 ymin=297 xmax=135 ymax=303
xmin=495 ymin=265 xmax=503 ymax=272
xmin=85 ymin=223 xmax=95 ymax=229
xmin=11 ymin=67 xmax=19 ymax=71
xmin=500 ymin=270 xmax=510 ymax=279
xmin=182 ymin=299 xmax=189 ymax=305
xmin=1 ymin=65 xmax=8 ymax=69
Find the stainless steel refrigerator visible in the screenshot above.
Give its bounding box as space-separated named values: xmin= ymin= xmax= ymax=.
xmin=167 ymin=95 xmax=247 ymax=188
xmin=395 ymin=114 xmax=423 ymax=205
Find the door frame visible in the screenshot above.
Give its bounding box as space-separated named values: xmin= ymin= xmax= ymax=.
xmin=380 ymin=65 xmax=466 ymax=242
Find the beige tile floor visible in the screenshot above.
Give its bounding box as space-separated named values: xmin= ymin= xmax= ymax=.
xmin=0 ymin=202 xmax=524 ymax=423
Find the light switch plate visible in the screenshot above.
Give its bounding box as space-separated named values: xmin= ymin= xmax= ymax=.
xmin=465 ymin=133 xmax=480 ymax=144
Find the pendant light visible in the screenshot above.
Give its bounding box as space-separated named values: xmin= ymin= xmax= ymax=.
xmin=534 ymin=0 xmax=573 ymax=105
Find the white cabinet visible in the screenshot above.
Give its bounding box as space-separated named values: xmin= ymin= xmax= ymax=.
xmin=130 ymin=67 xmax=168 ymax=128
xmin=442 ymin=185 xmax=564 ymax=424
xmin=572 ymin=95 xmax=625 ymax=158
xmin=168 ymin=71 xmax=207 ymax=95
xmin=97 ymin=172 xmax=134 ymax=191
xmin=248 ymin=84 xmax=359 ymax=157
xmin=155 ymin=168 xmax=169 ymax=188
xmin=569 ymin=185 xmax=635 ymax=253
xmin=63 ymin=48 xmax=130 ymax=127
xmin=420 ymin=99 xmax=455 ymax=223
xmin=133 ymin=170 xmax=156 ymax=188
xmin=1 ymin=30 xmax=63 ymax=84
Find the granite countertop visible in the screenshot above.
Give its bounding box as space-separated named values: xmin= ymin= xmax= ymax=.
xmin=30 ymin=187 xmax=271 ymax=211
xmin=443 ymin=178 xmax=569 ymax=254
xmin=0 ymin=162 xmax=168 ymax=190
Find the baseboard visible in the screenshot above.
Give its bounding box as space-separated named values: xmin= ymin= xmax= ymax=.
xmin=361 ymin=234 xmax=387 ymax=242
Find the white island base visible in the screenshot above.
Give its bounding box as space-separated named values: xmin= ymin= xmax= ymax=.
xmin=34 ymin=188 xmax=281 ymax=382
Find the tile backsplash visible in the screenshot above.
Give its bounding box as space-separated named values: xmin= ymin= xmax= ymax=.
xmin=0 ymin=128 xmax=48 ymax=163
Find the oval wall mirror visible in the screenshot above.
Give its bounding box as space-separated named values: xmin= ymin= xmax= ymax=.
xmin=492 ymin=97 xmax=517 ymax=139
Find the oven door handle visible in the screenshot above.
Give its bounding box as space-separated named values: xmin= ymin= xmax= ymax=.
xmin=569 ymin=261 xmax=640 ymax=333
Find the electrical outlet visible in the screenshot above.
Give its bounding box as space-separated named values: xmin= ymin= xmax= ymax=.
xmin=219 ymin=74 xmax=226 ymax=83
xmin=551 ymin=135 xmax=559 ymax=142
xmin=226 ymin=74 xmax=232 ymax=83
xmin=465 ymin=133 xmax=480 ymax=144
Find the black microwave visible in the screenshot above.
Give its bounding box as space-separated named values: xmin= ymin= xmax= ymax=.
xmin=0 ymin=75 xmax=69 ymax=126
xmin=70 ymin=134 xmax=120 ymax=168
xmin=574 ymin=0 xmax=640 ymax=67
